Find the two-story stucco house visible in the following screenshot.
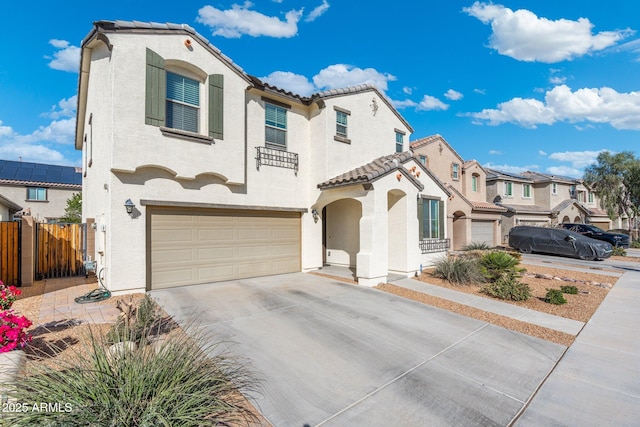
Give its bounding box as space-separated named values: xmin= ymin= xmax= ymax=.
xmin=0 ymin=159 xmax=82 ymax=222
xmin=75 ymin=21 xmax=450 ymax=294
xmin=410 ymin=135 xmax=505 ymax=249
xmin=486 ymin=169 xmax=613 ymax=242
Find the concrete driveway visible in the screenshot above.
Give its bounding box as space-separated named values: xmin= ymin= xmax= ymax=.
xmin=152 ymin=273 xmax=565 ymax=426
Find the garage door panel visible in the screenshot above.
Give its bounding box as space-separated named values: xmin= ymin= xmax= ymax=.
xmin=471 ymin=221 xmax=494 ymax=247
xmin=151 ymin=209 xmax=301 ymax=290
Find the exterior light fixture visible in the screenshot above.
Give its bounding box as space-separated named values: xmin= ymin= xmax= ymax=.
xmin=311 ymin=208 xmax=319 ymax=223
xmin=124 ymin=199 xmax=135 ymax=215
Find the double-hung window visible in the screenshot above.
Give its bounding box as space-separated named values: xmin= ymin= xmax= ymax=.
xmin=452 ymin=163 xmax=460 ymax=180
xmin=552 ymin=183 xmax=558 ymax=194
xmin=504 ymin=182 xmax=513 ymax=196
xmin=265 ymin=103 xmax=287 ymax=150
xmin=588 ymin=192 xmax=594 ymax=203
xmin=27 ymin=187 xmax=47 ymax=201
xmin=471 ymin=175 xmax=478 ymax=192
xmin=418 ymin=198 xmax=444 ymax=239
xmin=419 ymin=155 xmax=427 ymax=166
xmin=336 ymin=111 xmax=348 ymax=137
xmin=523 ymin=183 xmax=532 ymax=198
xmin=395 ymin=131 xmax=404 ymax=153
xmin=166 ymin=72 xmax=199 ymax=133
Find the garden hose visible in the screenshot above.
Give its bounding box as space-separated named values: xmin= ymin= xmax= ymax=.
xmin=74 ymin=267 xmax=111 ymax=304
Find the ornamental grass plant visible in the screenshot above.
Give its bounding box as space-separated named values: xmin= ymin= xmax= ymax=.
xmin=1 ymin=298 xmax=260 ymax=426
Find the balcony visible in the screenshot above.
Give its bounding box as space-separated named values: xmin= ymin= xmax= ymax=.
xmin=256 ymin=146 xmax=299 ymax=175
xmin=419 ymin=238 xmax=450 ymax=254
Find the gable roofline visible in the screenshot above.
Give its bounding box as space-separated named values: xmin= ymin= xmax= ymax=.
xmin=446 ymin=184 xmax=506 ymax=212
xmin=485 ymin=168 xmax=532 ymax=183
xmin=409 ymin=134 xmax=465 ymax=164
xmin=551 ymin=199 xmax=590 ymax=215
xmin=520 ymin=170 xmax=578 ymax=184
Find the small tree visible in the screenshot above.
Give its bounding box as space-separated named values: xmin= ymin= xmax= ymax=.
xmin=59 ymin=192 xmax=82 ymax=223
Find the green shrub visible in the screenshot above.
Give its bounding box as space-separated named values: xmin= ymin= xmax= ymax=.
xmin=545 ymin=288 xmax=567 ymax=305
xmin=481 ymin=276 xmax=531 ymax=301
xmin=432 ymin=256 xmax=484 ymax=284
xmin=479 ymin=251 xmax=524 ymax=282
xmin=462 ymin=242 xmax=490 ymax=251
xmin=560 ymin=285 xmax=578 ymax=294
xmin=631 ymin=240 xmax=640 ymax=249
xmin=2 ymin=316 xmax=260 ymax=426
xmin=612 ymin=246 xmax=627 ymax=256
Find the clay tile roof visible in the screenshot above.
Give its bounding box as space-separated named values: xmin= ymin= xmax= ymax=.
xmin=470 ymin=200 xmax=508 ymax=212
xmin=318 ymin=152 xmax=422 ymax=190
xmin=499 ymin=203 xmax=551 ymax=214
xmin=588 ymin=207 xmax=609 ymax=217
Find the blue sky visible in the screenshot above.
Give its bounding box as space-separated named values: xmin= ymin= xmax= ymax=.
xmin=1 ymin=1 xmax=639 ymax=178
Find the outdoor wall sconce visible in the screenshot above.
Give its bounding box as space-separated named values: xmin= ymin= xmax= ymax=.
xmin=311 ymin=208 xmax=319 ymax=223
xmin=124 ymin=199 xmax=135 ymax=215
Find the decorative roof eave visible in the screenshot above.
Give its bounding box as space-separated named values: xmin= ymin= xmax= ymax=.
xmin=0 ymin=179 xmax=82 ymax=190
xmin=318 ymin=152 xmax=423 ymax=191
xmin=551 ymin=199 xmax=590 ymax=215
xmin=500 ymin=204 xmax=552 ymax=215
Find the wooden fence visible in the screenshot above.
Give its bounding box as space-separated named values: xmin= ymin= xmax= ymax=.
xmin=36 ymin=223 xmax=86 ymax=279
xmin=0 ymin=221 xmax=21 ymax=286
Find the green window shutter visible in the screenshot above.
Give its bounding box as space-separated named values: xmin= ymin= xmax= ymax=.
xmin=209 ymin=74 xmax=224 ymax=139
xmin=145 ymin=48 xmax=165 ymax=126
xmin=439 ymin=200 xmax=445 ymax=239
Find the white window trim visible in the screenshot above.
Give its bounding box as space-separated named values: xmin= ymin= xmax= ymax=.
xmin=504 ymin=181 xmax=513 ymax=197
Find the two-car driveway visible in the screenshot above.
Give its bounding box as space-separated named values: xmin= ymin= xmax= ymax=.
xmin=152 ymin=272 xmax=565 ymax=426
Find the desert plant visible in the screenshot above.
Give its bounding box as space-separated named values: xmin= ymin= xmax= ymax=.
xmin=560 ymin=285 xmax=579 ymax=294
xmin=611 ymin=246 xmax=627 ymax=256
xmin=432 ymin=256 xmax=484 ymax=284
xmin=545 ymin=288 xmax=567 ymax=305
xmin=1 ymin=318 xmax=260 ymax=426
xmin=478 ymin=251 xmax=524 ymax=282
xmin=108 ymin=294 xmax=161 ymax=345
xmin=481 ymin=276 xmax=531 ymax=301
xmin=462 ymin=242 xmax=490 ymax=251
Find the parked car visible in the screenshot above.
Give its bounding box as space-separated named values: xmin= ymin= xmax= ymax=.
xmin=509 ymin=226 xmax=613 ymax=260
xmin=558 ymin=223 xmax=630 ymax=248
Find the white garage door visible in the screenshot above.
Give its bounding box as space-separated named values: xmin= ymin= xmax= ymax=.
xmin=471 ymin=221 xmax=494 ymax=247
xmin=150 ymin=208 xmax=301 ymax=290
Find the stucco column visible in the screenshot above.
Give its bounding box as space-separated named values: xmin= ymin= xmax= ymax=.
xmin=356 ymin=191 xmax=388 ymax=286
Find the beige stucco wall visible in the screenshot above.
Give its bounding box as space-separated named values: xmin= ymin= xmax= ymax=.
xmin=0 ymin=184 xmax=78 ymax=222
xmin=412 ymin=141 xmax=464 ymax=194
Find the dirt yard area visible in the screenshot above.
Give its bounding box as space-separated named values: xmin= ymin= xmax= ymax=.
xmin=378 ymin=261 xmax=619 ymax=347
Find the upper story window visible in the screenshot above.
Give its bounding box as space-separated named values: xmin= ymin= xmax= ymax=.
xmin=336 ymin=111 xmax=348 ymax=137
xmin=395 ymin=130 xmax=404 ymax=153
xmin=145 ymin=49 xmax=224 ymax=142
xmin=452 ymin=163 xmax=460 ymax=180
xmin=504 ymin=181 xmax=513 ymax=197
xmin=588 ymin=192 xmax=594 ymax=203
xmin=552 ymin=183 xmax=558 ymax=194
xmin=166 ymin=72 xmax=199 ymax=133
xmin=265 ymin=103 xmax=287 ymax=150
xmin=471 ymin=174 xmax=479 ymax=192
xmin=27 ymin=187 xmax=47 ymax=201
xmin=419 ymin=155 xmax=428 ymax=166
xmin=523 ymin=183 xmax=532 ymax=198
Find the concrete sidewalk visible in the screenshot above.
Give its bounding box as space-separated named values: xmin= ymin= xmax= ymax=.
xmin=515 ymin=269 xmax=640 ymax=426
xmin=391 ymin=278 xmax=585 ymax=335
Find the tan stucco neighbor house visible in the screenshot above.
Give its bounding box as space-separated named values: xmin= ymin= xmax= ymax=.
xmin=486 ymin=169 xmax=614 ymax=243
xmin=75 ymin=21 xmax=450 ymax=294
xmin=410 ymin=135 xmax=505 ymax=249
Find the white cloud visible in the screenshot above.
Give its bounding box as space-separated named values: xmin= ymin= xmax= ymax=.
xmin=548 ymin=150 xmax=606 ymax=168
xmin=617 ymin=38 xmax=640 ymax=61
xmin=538 ymin=150 xmax=547 ymax=156
xmin=392 ymin=99 xmax=418 ymax=109
xmin=483 ymin=162 xmax=539 ymax=174
xmin=42 ymin=95 xmax=77 ymax=120
xmin=260 ymin=71 xmax=316 ymax=96
xmin=0 ymin=116 xmax=75 ymax=165
xmin=417 ymin=95 xmax=449 ymax=111
xmin=444 ymin=89 xmax=463 ymax=101
xmin=474 ymin=88 xmax=486 ymax=95
xmin=46 ymin=39 xmax=80 ymax=72
xmin=546 ymin=166 xmax=582 ymax=178
xmin=549 ymin=76 xmax=566 ymax=85
xmin=313 ymin=64 xmax=396 ymax=92
xmin=467 ymin=85 xmax=640 ymax=130
xmin=197 ymin=2 xmax=303 ymax=38
xmin=463 ymin=2 xmax=633 ymax=63
xmin=305 ymin=0 xmax=329 ymax=22
xmin=488 ymin=150 xmax=502 ymax=155
xmin=403 ymin=87 xmax=413 ymax=95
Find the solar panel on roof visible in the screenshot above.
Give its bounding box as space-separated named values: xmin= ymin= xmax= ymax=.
xmin=13 ymin=169 xmax=32 ymax=181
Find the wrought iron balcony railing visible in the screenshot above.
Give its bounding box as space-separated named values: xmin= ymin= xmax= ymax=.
xmin=419 ymin=238 xmax=450 ymax=254
xmin=256 ymin=146 xmax=299 ymax=175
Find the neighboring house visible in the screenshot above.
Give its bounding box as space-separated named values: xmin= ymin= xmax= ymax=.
xmin=0 ymin=159 xmax=82 ymax=222
xmin=486 ymin=169 xmax=614 ymax=243
xmin=410 ymin=135 xmax=505 ymax=249
xmin=75 ymin=20 xmax=450 ymax=294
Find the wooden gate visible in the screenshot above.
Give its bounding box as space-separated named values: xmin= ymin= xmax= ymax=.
xmin=36 ymin=223 xmax=86 ymax=279
xmin=0 ymin=221 xmax=21 ymax=286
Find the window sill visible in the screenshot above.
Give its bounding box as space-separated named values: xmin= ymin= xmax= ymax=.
xmin=25 ymin=200 xmax=49 ymax=203
xmin=334 ymin=135 xmax=351 ymax=144
xmin=160 ymin=127 xmax=214 ymax=145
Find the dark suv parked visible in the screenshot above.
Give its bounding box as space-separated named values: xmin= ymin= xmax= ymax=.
xmin=558 ymin=223 xmax=630 ymax=248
